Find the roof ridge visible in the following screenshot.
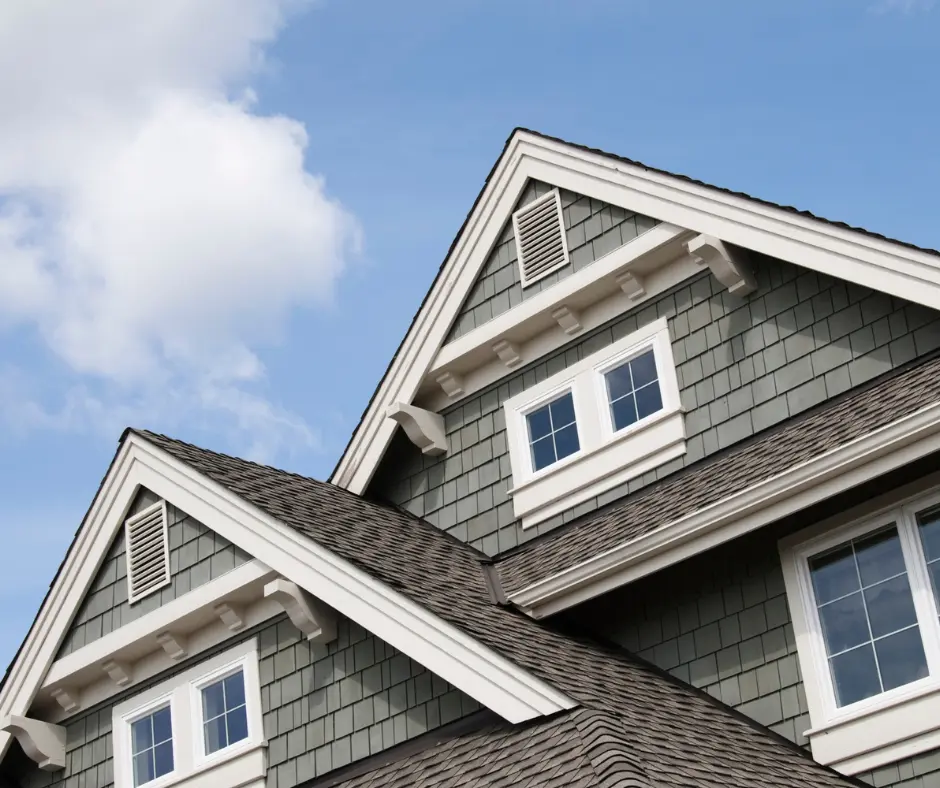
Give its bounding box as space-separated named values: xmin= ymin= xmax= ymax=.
xmin=570 ymin=709 xmax=651 ymax=788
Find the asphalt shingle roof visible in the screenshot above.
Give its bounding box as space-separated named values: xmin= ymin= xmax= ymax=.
xmin=497 ymin=352 xmax=940 ymax=595
xmin=135 ymin=429 xmax=865 ymax=788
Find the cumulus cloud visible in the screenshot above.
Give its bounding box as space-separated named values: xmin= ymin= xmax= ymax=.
xmin=0 ymin=0 xmax=360 ymax=460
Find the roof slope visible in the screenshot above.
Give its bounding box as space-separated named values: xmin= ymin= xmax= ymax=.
xmin=310 ymin=709 xmax=649 ymax=788
xmin=498 ymin=350 xmax=940 ymax=595
xmin=135 ymin=429 xmax=864 ymax=788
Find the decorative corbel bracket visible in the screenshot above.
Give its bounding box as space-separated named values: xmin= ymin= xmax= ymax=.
xmin=551 ymin=305 xmax=583 ymax=335
xmin=615 ymin=271 xmax=646 ymax=301
xmin=1 ymin=715 xmax=66 ymax=771
xmin=264 ymin=578 xmax=337 ymax=644
xmin=387 ymin=402 xmax=448 ymax=456
xmin=492 ymin=339 xmax=522 ymax=368
xmin=156 ymin=632 xmax=188 ymax=661
xmin=49 ymin=688 xmax=80 ymax=715
xmin=686 ymin=234 xmax=757 ymax=296
xmin=214 ymin=602 xmax=246 ymax=632
xmin=435 ymin=372 xmax=465 ymax=399
xmin=101 ymin=660 xmax=132 ymax=687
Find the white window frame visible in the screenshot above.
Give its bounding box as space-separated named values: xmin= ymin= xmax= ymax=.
xmin=504 ymin=317 xmax=684 ymax=528
xmin=113 ymin=639 xmax=265 ymax=788
xmin=781 ymin=488 xmax=940 ymax=775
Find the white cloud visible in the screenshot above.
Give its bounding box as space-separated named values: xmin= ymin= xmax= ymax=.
xmin=0 ymin=0 xmax=360 ymax=460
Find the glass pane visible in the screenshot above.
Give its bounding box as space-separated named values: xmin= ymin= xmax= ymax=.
xmin=830 ymin=644 xmax=881 ymax=706
xmin=918 ymin=508 xmax=940 ymax=563
xmin=224 ymin=671 xmax=246 ymax=710
xmin=864 ymin=574 xmax=918 ymax=638
xmin=153 ymin=741 xmax=174 ymax=779
xmin=151 ymin=707 xmax=172 ymax=745
xmin=630 ymin=350 xmax=658 ymax=389
xmin=204 ymin=714 xmax=227 ymax=754
xmin=818 ymin=592 xmax=870 ymax=654
xmin=133 ymin=751 xmax=155 ymax=787
xmin=203 ymin=680 xmax=226 ymax=721
xmin=554 ymin=424 xmax=580 ymax=461
xmin=227 ymin=706 xmax=249 ymax=745
xmin=531 ymin=436 xmax=556 ymax=471
xmin=611 ymin=394 xmax=638 ymax=432
xmin=549 ymin=393 xmax=576 ymax=428
xmin=876 ymin=627 xmax=929 ymax=692
xmin=634 ymin=383 xmax=663 ymax=421
xmin=927 ymin=562 xmax=940 ymax=609
xmin=605 ymin=364 xmax=633 ymax=402
xmin=810 ymin=545 xmax=859 ymax=604
xmin=855 ymin=527 xmax=905 ymax=587
xmin=526 ymin=406 xmax=552 ymax=442
xmin=131 ymin=717 xmax=153 ymax=754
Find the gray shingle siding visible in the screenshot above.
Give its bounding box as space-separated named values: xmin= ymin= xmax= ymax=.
xmin=370 ymin=255 xmax=940 ymax=556
xmin=857 ymin=749 xmax=940 ymax=787
xmin=56 ymin=488 xmax=252 ymax=658
xmin=444 ymin=179 xmax=659 ymax=343
xmin=18 ymin=615 xmax=477 ymax=788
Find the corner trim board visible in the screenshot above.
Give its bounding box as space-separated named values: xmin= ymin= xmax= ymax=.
xmin=508 ymin=400 xmax=940 ymax=618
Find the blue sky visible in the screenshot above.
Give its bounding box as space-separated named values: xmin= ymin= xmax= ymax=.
xmin=0 ymin=0 xmax=938 ymax=667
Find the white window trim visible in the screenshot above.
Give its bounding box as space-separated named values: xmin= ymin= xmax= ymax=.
xmin=504 ymin=317 xmax=685 ymax=528
xmin=113 ymin=639 xmax=265 ymax=788
xmin=781 ymin=488 xmax=940 ymax=774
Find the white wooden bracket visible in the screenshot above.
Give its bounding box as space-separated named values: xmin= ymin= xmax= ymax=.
xmin=49 ymin=688 xmax=80 ymax=715
xmin=435 ymin=372 xmax=465 ymax=399
xmin=101 ymin=659 xmax=132 ymax=687
xmin=686 ymin=234 xmax=757 ymax=296
xmin=156 ymin=632 xmax=188 ymax=661
xmin=615 ymin=271 xmax=646 ymax=301
xmin=387 ymin=402 xmax=448 ymax=456
xmin=551 ymin=305 xmax=583 ymax=335
xmin=214 ymin=602 xmax=246 ymax=632
xmin=492 ymin=339 xmax=522 ymax=368
xmin=1 ymin=715 xmax=66 ymax=771
xmin=264 ymin=578 xmax=337 ymax=644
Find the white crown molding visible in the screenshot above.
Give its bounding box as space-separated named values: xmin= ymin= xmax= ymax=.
xmin=0 ymin=437 xmax=574 ymax=761
xmin=331 ymin=129 xmax=940 ymax=497
xmin=508 ymin=400 xmax=940 ymax=618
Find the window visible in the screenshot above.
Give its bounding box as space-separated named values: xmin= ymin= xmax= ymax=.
xmin=503 ymin=317 xmax=684 ymax=528
xmin=113 ymin=641 xmax=264 ymax=788
xmin=782 ymin=490 xmax=940 ymax=774
xmin=526 ymin=392 xmax=580 ymax=471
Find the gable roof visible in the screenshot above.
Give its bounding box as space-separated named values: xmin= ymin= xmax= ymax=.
xmin=330 ymin=128 xmax=940 ymax=497
xmin=138 ymin=429 xmax=862 ymax=788
xmin=497 ymin=348 xmax=940 ymax=605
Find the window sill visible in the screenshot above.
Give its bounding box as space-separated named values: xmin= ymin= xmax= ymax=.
xmin=509 ymin=408 xmax=686 ymax=528
xmin=144 ymin=742 xmax=267 ymax=788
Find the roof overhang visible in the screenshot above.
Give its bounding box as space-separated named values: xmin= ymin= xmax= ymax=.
xmin=0 ymin=435 xmax=575 ymax=763
xmin=331 ymin=129 xmax=940 ymax=496
xmin=508 ymin=399 xmax=940 ymax=618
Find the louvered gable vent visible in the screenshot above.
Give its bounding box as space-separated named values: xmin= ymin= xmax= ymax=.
xmin=512 ymin=188 xmax=570 ymax=287
xmin=125 ymin=501 xmax=170 ymax=603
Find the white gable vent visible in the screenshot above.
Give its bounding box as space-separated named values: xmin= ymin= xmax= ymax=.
xmin=512 ymin=188 xmax=570 ymax=287
xmin=125 ymin=501 xmax=170 ymax=603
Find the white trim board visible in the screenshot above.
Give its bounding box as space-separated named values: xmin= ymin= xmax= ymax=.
xmin=331 ymin=130 xmax=940 ymax=497
xmin=508 ymin=400 xmax=940 ymax=619
xmin=0 ymin=435 xmax=574 ymax=763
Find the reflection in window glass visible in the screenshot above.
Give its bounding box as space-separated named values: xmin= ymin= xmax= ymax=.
xmin=604 ymin=349 xmax=662 ymax=432
xmin=809 ymin=526 xmax=928 ymax=707
xmin=131 ymin=706 xmax=173 ymax=786
xmin=526 ymin=392 xmax=580 ymax=471
xmin=202 ymin=670 xmax=249 ymax=755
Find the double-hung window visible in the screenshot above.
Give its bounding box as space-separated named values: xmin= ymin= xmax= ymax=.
xmin=782 ymin=492 xmax=940 ymax=774
xmin=113 ymin=641 xmax=264 ymax=788
xmin=504 ymin=317 xmax=684 ymax=528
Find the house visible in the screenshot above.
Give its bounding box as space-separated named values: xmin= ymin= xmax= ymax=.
xmin=3 ymin=129 xmax=940 ymax=788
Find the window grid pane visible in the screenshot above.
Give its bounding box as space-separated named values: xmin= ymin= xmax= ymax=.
xmin=130 ymin=707 xmax=173 ymax=786
xmin=809 ymin=525 xmax=928 ymax=707
xmin=604 ymin=350 xmax=662 ymax=433
xmin=202 ymin=670 xmax=249 ymax=755
xmin=526 ymin=393 xmax=580 ymax=471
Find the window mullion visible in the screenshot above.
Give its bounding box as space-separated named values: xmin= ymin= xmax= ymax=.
xmin=898 ymin=511 xmax=940 ymax=674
